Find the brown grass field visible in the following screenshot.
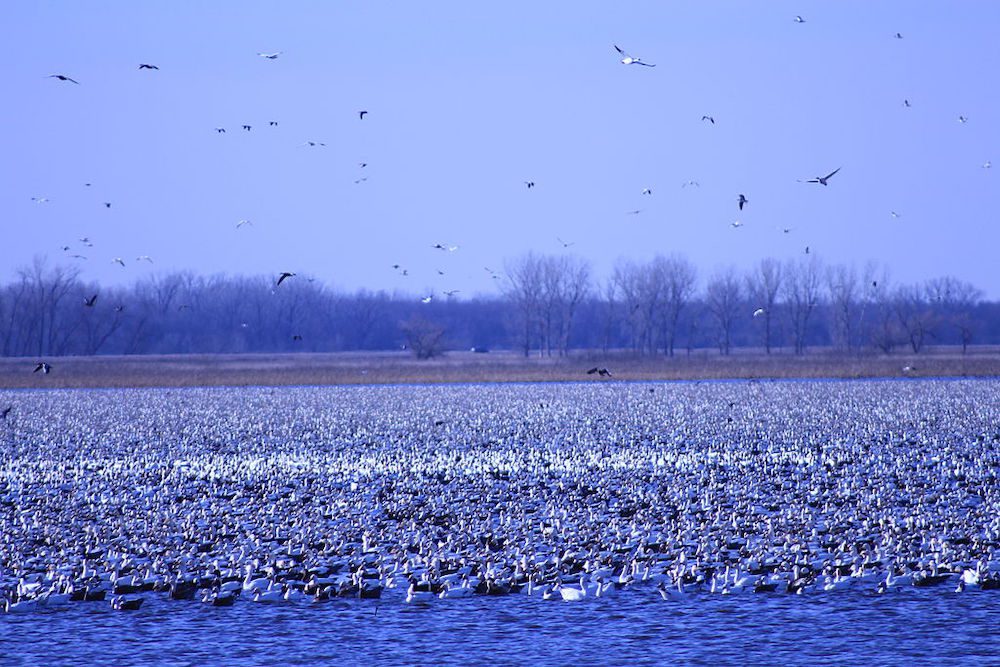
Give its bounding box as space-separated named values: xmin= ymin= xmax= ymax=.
xmin=1 ymin=346 xmax=998 ymax=389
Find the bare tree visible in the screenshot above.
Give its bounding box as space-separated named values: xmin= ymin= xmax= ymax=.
xmin=746 ymin=258 xmax=782 ymax=354
xmin=400 ymin=316 xmax=446 ymax=359
xmin=826 ymin=262 xmax=861 ymax=352
xmin=706 ymin=267 xmax=742 ymax=355
xmin=504 ymin=253 xmax=545 ymax=356
xmin=653 ymin=255 xmax=697 ymax=357
xmin=784 ymin=255 xmax=822 ymax=355
xmin=894 ymin=284 xmax=933 ymax=353
xmin=924 ymin=276 xmax=983 ymax=353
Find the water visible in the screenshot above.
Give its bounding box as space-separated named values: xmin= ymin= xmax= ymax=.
xmin=3 ymin=586 xmax=999 ymax=666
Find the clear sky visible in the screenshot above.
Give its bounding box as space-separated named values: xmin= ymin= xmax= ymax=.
xmin=3 ymin=1 xmax=999 ymax=298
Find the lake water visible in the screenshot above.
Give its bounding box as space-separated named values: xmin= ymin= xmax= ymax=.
xmin=3 ymin=585 xmax=999 ymax=666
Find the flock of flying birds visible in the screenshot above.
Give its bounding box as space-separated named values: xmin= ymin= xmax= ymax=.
xmin=28 ymin=17 xmax=991 ymax=375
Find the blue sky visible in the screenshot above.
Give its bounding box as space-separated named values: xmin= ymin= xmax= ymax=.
xmin=3 ymin=1 xmax=998 ymax=298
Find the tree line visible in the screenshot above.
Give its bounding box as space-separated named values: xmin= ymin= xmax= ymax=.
xmin=1 ymin=255 xmax=996 ymax=358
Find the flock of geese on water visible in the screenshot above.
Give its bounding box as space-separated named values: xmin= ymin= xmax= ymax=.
xmin=2 ymin=379 xmax=999 ymax=614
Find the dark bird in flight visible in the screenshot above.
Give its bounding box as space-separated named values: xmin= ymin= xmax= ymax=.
xmin=804 ymin=167 xmax=841 ymax=186
xmin=138 ymin=63 xmax=159 ymax=70
xmin=737 ymin=194 xmax=748 ymax=210
xmin=257 ymin=52 xmax=282 ymax=59
xmin=524 ymin=181 xmax=535 ymax=188
xmin=292 ymin=334 xmax=303 ymax=341
xmin=269 ymin=121 xmax=278 ymax=126
xmin=794 ymin=15 xmax=806 ymax=23
xmin=903 ymin=99 xmax=911 ymax=108
xmin=84 ymin=294 xmax=98 ymax=307
xmin=443 ymin=290 xmax=460 ymax=297
xmin=701 ymin=115 xmax=715 ymax=124
xmin=613 ymin=45 xmax=655 ymax=67
xmin=104 ymin=202 xmax=112 ymax=208
xmin=276 ymin=272 xmax=295 ymax=287
xmin=958 ymin=115 xmax=968 ymax=124
xmin=894 ymin=32 xmax=903 ymax=39
xmin=641 ymin=188 xmax=652 ymax=195
xmin=0 ymin=407 xmax=11 ymax=420
xmin=48 ymin=74 xmax=79 ymax=84
xmin=215 ymin=127 xmax=226 ymax=133
xmin=359 ymin=110 xmax=368 ymax=119
xmin=587 ymin=367 xmax=612 ymax=377
xmin=303 ymin=141 xmax=326 ymax=147
xmin=242 ymin=125 xmax=252 ymax=131
xmin=682 ymin=180 xmax=700 ymax=188
xmin=34 ymin=362 xmax=52 ymax=374
xmin=557 ymin=237 xmax=574 ymax=248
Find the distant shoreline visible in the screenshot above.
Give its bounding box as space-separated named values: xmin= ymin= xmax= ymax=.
xmin=2 ymin=347 xmax=998 ymax=390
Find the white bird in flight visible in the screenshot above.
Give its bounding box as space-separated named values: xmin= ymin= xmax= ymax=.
xmin=613 ymin=45 xmax=655 ymax=67
xmin=731 ymin=220 xmax=743 ymax=228
xmin=753 ymin=308 xmax=766 ymax=317
xmin=257 ymin=52 xmax=282 ymax=59
xmin=136 ymin=255 xmax=154 ymax=263
xmin=421 ymin=296 xmax=433 ymax=304
xmin=112 ymin=258 xmax=126 ymax=267
xmin=236 ymin=219 xmax=253 ymax=229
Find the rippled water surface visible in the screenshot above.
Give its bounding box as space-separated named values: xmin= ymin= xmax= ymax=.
xmin=4 ymin=587 xmax=1000 ymax=666
xmin=2 ymin=379 xmax=999 ymax=665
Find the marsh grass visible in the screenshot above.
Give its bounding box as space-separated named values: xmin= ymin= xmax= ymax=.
xmin=1 ymin=346 xmax=998 ymax=389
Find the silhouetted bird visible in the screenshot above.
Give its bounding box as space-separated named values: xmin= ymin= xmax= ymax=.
xmin=34 ymin=362 xmax=52 ymax=374
xmin=84 ymin=294 xmax=98 ymax=307
xmin=257 ymin=52 xmax=282 ymax=59
xmin=242 ymin=125 xmax=251 ymax=131
xmin=524 ymin=181 xmax=535 ymax=188
xmin=587 ymin=367 xmax=612 ymax=377
xmin=359 ymin=110 xmax=368 ymax=119
xmin=215 ymin=128 xmax=226 ymax=133
xmin=292 ymin=334 xmax=303 ymax=341
xmin=738 ymin=194 xmax=748 ymax=210
xmin=804 ymin=167 xmax=841 ymax=186
xmin=48 ymin=74 xmax=79 ymax=84
xmin=701 ymin=115 xmax=715 ymax=124
xmin=276 ymin=272 xmax=295 ymax=287
xmin=269 ymin=121 xmax=278 ymax=126
xmin=1 ymin=407 xmax=11 ymax=420
xmin=138 ymin=63 xmax=159 ymax=70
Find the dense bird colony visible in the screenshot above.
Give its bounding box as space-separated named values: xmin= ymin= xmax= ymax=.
xmin=1 ymin=379 xmax=999 ymax=612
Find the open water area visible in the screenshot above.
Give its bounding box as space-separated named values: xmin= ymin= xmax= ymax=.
xmin=1 ymin=378 xmax=999 ymax=666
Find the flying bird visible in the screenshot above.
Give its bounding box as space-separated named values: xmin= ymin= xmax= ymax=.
xmin=269 ymin=121 xmax=278 ymax=126
xmin=215 ymin=128 xmax=226 ymax=133
xmin=586 ymin=367 xmax=612 ymax=377
xmin=682 ymin=180 xmax=700 ymax=188
xmin=302 ymin=141 xmax=326 ymax=147
xmin=443 ymin=290 xmax=460 ymax=297
xmin=0 ymin=407 xmax=11 ymax=420
xmin=432 ymin=243 xmax=459 ymax=251
xmin=804 ymin=167 xmax=841 ymax=186
xmin=894 ymin=32 xmax=903 ymax=39
xmin=70 ymin=254 xmax=87 ymax=260
xmin=903 ymin=99 xmax=912 ymax=108
xmin=737 ymin=194 xmax=748 ymax=210
xmin=804 ymin=246 xmax=810 ymax=254
xmin=359 ymin=110 xmax=368 ymax=119
xmin=753 ymin=308 xmax=766 ymax=317
xmin=48 ymin=74 xmax=79 ymax=84
xmin=103 ymin=202 xmax=111 ymax=208
xmin=626 ymin=209 xmax=642 ymax=215
xmin=781 ymin=227 xmax=793 ymax=234
xmin=276 ymin=272 xmax=295 ymax=287
xmin=890 ymin=211 xmax=901 ymax=219
xmin=84 ymin=294 xmax=98 ymax=307
xmin=80 ymin=237 xmax=93 ymax=246
xmin=731 ymin=220 xmax=743 ymax=228
xmin=257 ymin=52 xmax=282 ymax=59
xmin=354 ymin=177 xmax=367 ymax=184
xmin=701 ymin=115 xmax=715 ymax=124
xmin=112 ymin=258 xmax=126 ymax=267
xmin=31 ymin=197 xmax=49 ymax=203
xmin=983 ymin=161 xmax=992 ymax=169
xmin=958 ymin=116 xmax=968 ymax=124
xmin=524 ymin=181 xmax=535 ymax=189
xmin=292 ymin=334 xmax=303 ymax=341
xmin=136 ymin=255 xmax=154 ymax=263
xmin=421 ymin=296 xmax=433 ymax=304
xmin=236 ymin=219 xmax=253 ymax=229
xmin=138 ymin=63 xmax=159 ymax=70
xmin=114 ymin=305 xmax=125 ymax=313
xmin=242 ymin=125 xmax=251 ymax=131
xmin=641 ymin=188 xmax=653 ymax=195
xmin=557 ymin=237 xmax=574 ymax=248
xmin=613 ymin=45 xmax=655 ymax=67
xmin=34 ymin=362 xmax=52 ymax=374
xmin=794 ymin=15 xmax=806 ymax=23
